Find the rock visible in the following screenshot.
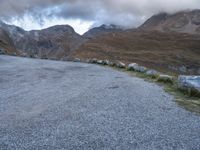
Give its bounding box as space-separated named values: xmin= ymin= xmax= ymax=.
xmin=0 ymin=48 xmax=6 ymax=54
xmin=102 ymin=60 xmax=110 ymax=65
xmin=135 ymin=66 xmax=148 ymax=73
xmin=74 ymin=58 xmax=81 ymax=62
xmin=146 ymin=70 xmax=160 ymax=78
xmin=116 ymin=61 xmax=126 ymax=68
xmin=157 ymin=74 xmax=174 ymax=83
xmin=128 ymin=63 xmax=138 ymax=70
xmin=178 ymin=75 xmax=200 ymax=97
xmin=128 ymin=63 xmax=147 ymax=73
xmin=97 ymin=60 xmax=104 ymax=64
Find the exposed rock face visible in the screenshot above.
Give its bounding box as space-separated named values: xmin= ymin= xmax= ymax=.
xmin=83 ymin=24 xmax=123 ymax=39
xmin=0 ymin=22 xmax=84 ymax=58
xmin=0 ymin=27 xmax=17 ymax=54
xmin=178 ymin=75 xmax=200 ymax=97
xmin=140 ymin=10 xmax=200 ymax=34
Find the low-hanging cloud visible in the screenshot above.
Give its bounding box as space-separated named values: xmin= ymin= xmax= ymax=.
xmin=0 ymin=0 xmax=200 ymax=28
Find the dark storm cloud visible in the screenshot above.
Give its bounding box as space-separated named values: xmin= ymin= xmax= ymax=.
xmin=0 ymin=0 xmax=200 ymax=27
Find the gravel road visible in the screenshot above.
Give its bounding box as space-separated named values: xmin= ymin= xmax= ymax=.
xmin=0 ymin=55 xmax=200 ymax=150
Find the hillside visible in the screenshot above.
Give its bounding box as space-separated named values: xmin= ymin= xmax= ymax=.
xmin=0 ymin=28 xmax=17 ymax=54
xmin=83 ymin=24 xmax=123 ymax=39
xmin=71 ymin=30 xmax=200 ymax=75
xmin=140 ymin=9 xmax=200 ymax=34
xmin=0 ymin=22 xmax=84 ymax=59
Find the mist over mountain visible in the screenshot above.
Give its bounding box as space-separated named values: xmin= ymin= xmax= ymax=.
xmin=0 ymin=0 xmax=200 ymax=30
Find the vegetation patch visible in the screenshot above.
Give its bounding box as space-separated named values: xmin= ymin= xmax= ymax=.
xmin=109 ymin=65 xmax=200 ymax=115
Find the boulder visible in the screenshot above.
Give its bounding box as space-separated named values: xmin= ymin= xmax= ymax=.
xmin=157 ymin=74 xmax=174 ymax=83
xmin=102 ymin=60 xmax=110 ymax=65
xmin=128 ymin=63 xmax=138 ymax=70
xmin=146 ymin=70 xmax=160 ymax=78
xmin=128 ymin=63 xmax=147 ymax=73
xmin=74 ymin=58 xmax=81 ymax=62
xmin=97 ymin=60 xmax=104 ymax=64
xmin=116 ymin=61 xmax=126 ymax=68
xmin=178 ymin=76 xmax=200 ymax=97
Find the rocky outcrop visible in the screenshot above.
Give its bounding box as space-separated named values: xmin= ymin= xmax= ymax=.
xmin=0 ymin=22 xmax=84 ymax=59
xmin=0 ymin=28 xmax=17 ymax=54
xmin=83 ymin=24 xmax=123 ymax=39
xmin=140 ymin=10 xmax=200 ymax=35
xmin=178 ymin=76 xmax=200 ymax=97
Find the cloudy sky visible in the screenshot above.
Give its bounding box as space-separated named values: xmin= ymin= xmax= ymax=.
xmin=0 ymin=0 xmax=200 ymax=34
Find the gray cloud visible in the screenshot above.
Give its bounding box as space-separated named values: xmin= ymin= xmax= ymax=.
xmin=0 ymin=0 xmax=200 ymax=28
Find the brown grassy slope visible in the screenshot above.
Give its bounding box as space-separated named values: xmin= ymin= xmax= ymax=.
xmin=71 ymin=30 xmax=200 ymax=75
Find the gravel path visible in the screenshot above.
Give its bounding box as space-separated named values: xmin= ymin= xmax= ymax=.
xmin=0 ymin=55 xmax=200 ymax=150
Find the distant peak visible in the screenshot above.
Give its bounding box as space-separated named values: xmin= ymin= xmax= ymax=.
xmin=100 ymin=24 xmax=122 ymax=29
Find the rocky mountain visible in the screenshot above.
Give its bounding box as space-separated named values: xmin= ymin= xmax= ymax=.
xmin=0 ymin=22 xmax=84 ymax=59
xmin=83 ymin=24 xmax=124 ymax=39
xmin=0 ymin=26 xmax=17 ymax=55
xmin=140 ymin=9 xmax=200 ymax=35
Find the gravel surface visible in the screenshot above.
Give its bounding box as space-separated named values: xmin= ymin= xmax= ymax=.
xmin=0 ymin=55 xmax=200 ymax=150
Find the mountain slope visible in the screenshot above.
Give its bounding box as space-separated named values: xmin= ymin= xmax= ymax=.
xmin=83 ymin=24 xmax=123 ymax=39
xmin=0 ymin=28 xmax=17 ymax=54
xmin=140 ymin=10 xmax=200 ymax=34
xmin=0 ymin=22 xmax=84 ymax=59
xmin=71 ymin=30 xmax=200 ymax=75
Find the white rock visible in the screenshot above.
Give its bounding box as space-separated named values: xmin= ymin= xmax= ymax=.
xmin=102 ymin=60 xmax=110 ymax=65
xmin=97 ymin=60 xmax=103 ymax=64
xmin=146 ymin=70 xmax=159 ymax=77
xmin=116 ymin=61 xmax=126 ymax=68
xmin=178 ymin=76 xmax=200 ymax=96
xmin=157 ymin=74 xmax=174 ymax=83
xmin=128 ymin=63 xmax=138 ymax=70
xmin=74 ymin=58 xmax=81 ymax=62
xmin=128 ymin=63 xmax=147 ymax=73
